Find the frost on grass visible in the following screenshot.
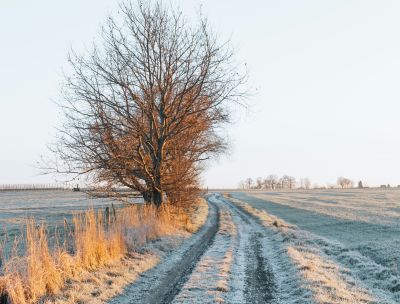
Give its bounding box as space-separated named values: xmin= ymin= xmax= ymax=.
xmin=1 ymin=198 xmax=208 ymax=304
xmin=287 ymin=247 xmax=372 ymax=304
xmin=234 ymin=190 xmax=400 ymax=303
xmin=42 ymin=252 xmax=160 ymax=304
xmin=228 ymin=196 xmax=377 ymax=304
xmin=173 ymin=199 xmax=236 ymax=304
xmin=251 ymin=189 xmax=400 ymax=225
xmin=185 ymin=197 xmax=209 ymax=233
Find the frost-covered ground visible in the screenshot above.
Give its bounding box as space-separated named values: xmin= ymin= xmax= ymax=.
xmin=172 ymin=194 xmax=311 ymax=304
xmin=0 ymin=190 xmax=130 ymax=230
xmin=230 ymin=189 xmax=400 ymax=303
xmin=7 ymin=189 xmax=397 ymax=303
xmin=173 ymin=197 xmax=237 ymax=303
xmin=0 ymin=191 xmax=133 ymax=256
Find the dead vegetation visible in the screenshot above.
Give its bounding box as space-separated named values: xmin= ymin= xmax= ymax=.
xmin=0 ymin=199 xmax=208 ymax=304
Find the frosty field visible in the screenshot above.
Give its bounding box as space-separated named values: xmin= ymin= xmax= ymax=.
xmin=0 ymin=190 xmax=130 ymax=256
xmin=229 ymin=189 xmax=400 ymax=303
xmin=230 ymin=189 xmax=400 ymax=270
xmin=1 ymin=189 xmax=399 ymax=303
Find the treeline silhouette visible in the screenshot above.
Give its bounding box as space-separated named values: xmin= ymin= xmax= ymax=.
xmin=239 ymin=176 xmax=400 ymax=190
xmin=238 ymin=175 xmax=310 ymax=190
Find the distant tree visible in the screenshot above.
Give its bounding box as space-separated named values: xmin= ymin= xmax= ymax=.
xmin=238 ymin=181 xmax=246 ymax=189
xmin=288 ymin=176 xmax=296 ymax=189
xmin=245 ymin=178 xmax=254 ymax=190
xmin=264 ymin=174 xmax=278 ymax=190
xmin=281 ymin=175 xmax=296 ymax=189
xmin=337 ymin=177 xmax=345 ymax=189
xmin=278 ymin=176 xmax=285 ymax=189
xmin=299 ymin=178 xmax=305 ymax=189
xmin=300 ymin=178 xmax=311 ymax=189
xmin=337 ymin=177 xmax=354 ymax=189
xmin=256 ymin=177 xmax=263 ymax=189
xmin=262 ymin=177 xmax=268 ymax=189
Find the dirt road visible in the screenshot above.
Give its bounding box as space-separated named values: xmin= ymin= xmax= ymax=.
xmin=108 ymin=190 xmax=400 ymax=304
xmin=109 ymin=193 xmax=309 ymax=304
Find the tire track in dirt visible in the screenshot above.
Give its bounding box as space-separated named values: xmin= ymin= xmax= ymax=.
xmin=244 ymin=233 xmax=275 ymax=304
xmin=172 ymin=194 xmax=277 ymax=303
xmin=110 ymin=194 xmax=283 ymax=304
xmin=221 ymin=196 xmax=277 ymax=304
xmin=223 ymin=194 xmax=313 ymax=303
xmin=108 ymin=200 xmax=219 ymax=304
xmin=172 ymin=197 xmax=238 ymax=303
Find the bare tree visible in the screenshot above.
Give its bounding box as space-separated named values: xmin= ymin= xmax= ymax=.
xmin=280 ymin=175 xmax=296 ymax=189
xmin=337 ymin=177 xmax=345 ymax=189
xmin=264 ymin=174 xmax=278 ymax=190
xmin=288 ymin=176 xmax=296 ymax=189
xmin=337 ymin=177 xmax=353 ymax=189
xmin=50 ymin=1 xmax=246 ymax=207
xmin=299 ymin=178 xmax=311 ymax=189
xmin=238 ymin=180 xmax=246 ymax=190
xmin=255 ymin=177 xmax=263 ymax=189
xmin=245 ymin=178 xmax=254 ymax=190
xmin=348 ymin=179 xmax=354 ymax=188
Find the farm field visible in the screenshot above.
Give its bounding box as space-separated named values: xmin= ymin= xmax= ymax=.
xmin=0 ymin=191 xmax=132 ymax=255
xmin=0 ymin=189 xmax=399 ymax=303
xmin=229 ymin=189 xmax=400 ymax=303
xmin=0 ymin=190 xmax=132 ymax=226
xmin=230 ymin=189 xmax=400 ymax=270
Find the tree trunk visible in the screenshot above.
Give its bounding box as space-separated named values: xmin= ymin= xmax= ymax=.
xmin=152 ymin=188 xmax=163 ymax=208
xmin=142 ymin=191 xmax=153 ymax=204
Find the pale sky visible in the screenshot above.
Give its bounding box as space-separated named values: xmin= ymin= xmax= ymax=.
xmin=1 ymin=1 xmax=400 ymax=188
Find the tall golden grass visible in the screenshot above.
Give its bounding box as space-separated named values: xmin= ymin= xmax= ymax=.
xmin=0 ymin=203 xmax=189 ymax=304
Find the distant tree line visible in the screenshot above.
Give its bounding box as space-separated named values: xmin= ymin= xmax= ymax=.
xmin=238 ymin=175 xmax=311 ymax=190
xmin=238 ymin=176 xmax=371 ymax=190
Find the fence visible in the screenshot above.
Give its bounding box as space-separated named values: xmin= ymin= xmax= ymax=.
xmin=0 ymin=184 xmax=71 ymax=191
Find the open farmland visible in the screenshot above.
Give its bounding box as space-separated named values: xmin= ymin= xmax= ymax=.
xmin=0 ymin=189 xmax=399 ymax=303
xmin=229 ymin=189 xmax=400 ymax=303
xmin=0 ymin=190 xmax=133 ymax=228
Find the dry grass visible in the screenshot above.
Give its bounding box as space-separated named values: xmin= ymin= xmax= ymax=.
xmin=0 ymin=199 xmax=207 ymax=304
xmin=287 ymin=247 xmax=372 ymax=304
xmin=183 ymin=198 xmax=209 ymax=233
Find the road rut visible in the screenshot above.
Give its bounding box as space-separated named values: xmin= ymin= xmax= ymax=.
xmin=109 ymin=193 xmax=282 ymax=303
